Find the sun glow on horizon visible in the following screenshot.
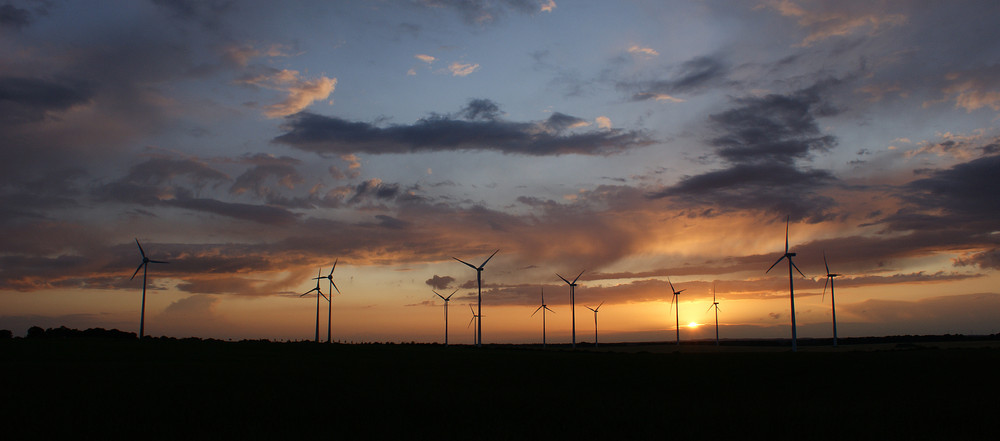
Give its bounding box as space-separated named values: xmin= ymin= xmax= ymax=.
xmin=687 ymin=322 xmax=700 ymax=328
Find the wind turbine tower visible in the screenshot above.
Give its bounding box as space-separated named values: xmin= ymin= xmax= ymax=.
xmin=433 ymin=288 xmax=458 ymax=346
xmin=314 ymin=259 xmax=341 ymax=343
xmin=822 ymin=252 xmax=841 ymax=347
xmin=765 ymin=216 xmax=807 ymax=352
xmin=130 ymin=239 xmax=168 ymax=339
xmin=667 ymin=276 xmax=685 ymax=346
xmin=467 ymin=304 xmax=480 ymax=345
xmin=585 ymin=302 xmax=604 ymax=348
xmin=453 ymin=250 xmax=498 ymax=347
xmin=557 ymin=270 xmax=585 ymax=349
xmin=706 ymin=282 xmax=721 ymax=346
xmin=301 ymin=268 xmax=327 ymax=343
xmin=531 ymin=287 xmax=555 ymax=348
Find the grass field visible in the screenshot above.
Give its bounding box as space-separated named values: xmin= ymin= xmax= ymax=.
xmin=2 ymin=336 xmax=998 ymax=440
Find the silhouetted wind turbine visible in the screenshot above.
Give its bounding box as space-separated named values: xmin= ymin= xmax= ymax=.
xmin=706 ymin=282 xmax=721 ymax=346
xmin=314 ymin=260 xmax=341 ymax=343
xmin=467 ymin=304 xmax=480 ymax=345
xmin=300 ymin=268 xmax=328 ymax=343
xmin=585 ymin=301 xmax=604 ymax=348
xmin=822 ymin=252 xmax=841 ymax=348
xmin=531 ymin=287 xmax=555 ymax=348
xmin=556 ymin=270 xmax=584 ymax=349
xmin=667 ymin=276 xmax=685 ymax=346
xmin=453 ymin=249 xmax=498 ymax=347
xmin=130 ymin=239 xmax=168 ymax=339
xmin=766 ymin=216 xmax=807 ymax=352
xmin=433 ymin=288 xmax=458 ymax=346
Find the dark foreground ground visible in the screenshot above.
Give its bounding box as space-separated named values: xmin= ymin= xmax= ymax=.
xmin=2 ymin=337 xmax=999 ymax=440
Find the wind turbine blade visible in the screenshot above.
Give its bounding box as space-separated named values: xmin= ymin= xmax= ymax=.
xmin=320 ymin=293 xmax=329 ymax=302
xmin=300 ymin=288 xmax=318 ymax=297
xmin=669 ymin=295 xmax=675 ymax=314
xmin=544 ymin=306 xmax=555 ymax=313
xmin=765 ymin=256 xmax=785 ymax=274
xmin=478 ymin=249 xmax=499 ymax=268
xmin=467 ymin=316 xmax=476 ymax=328
xmin=677 ymin=289 xmax=686 ymax=294
xmin=446 ymin=288 xmax=458 ymax=300
xmin=433 ymin=290 xmax=446 ymax=301
xmin=556 ymin=273 xmax=571 ymax=285
xmin=597 ymin=301 xmax=604 ymax=310
xmin=791 ymin=260 xmax=807 ymax=278
xmin=330 ymin=258 xmax=338 ymax=276
xmin=822 ymin=277 xmax=829 ymax=303
xmin=784 ymin=215 xmax=790 ymax=254
xmin=531 ymin=305 xmax=544 ymax=317
xmin=706 ymin=304 xmax=714 ymax=313
xmin=453 ymin=257 xmax=477 ymax=270
xmin=130 ymin=262 xmax=144 ymax=280
xmin=585 ymin=306 xmax=595 ymax=312
xmin=148 ymin=259 xmax=168 ymax=264
xmin=667 ymin=276 xmax=675 ymax=293
xmin=135 ymin=239 xmax=146 ymax=259
xmin=823 ymin=252 xmax=830 ymax=275
xmin=572 ymin=270 xmax=585 ymax=284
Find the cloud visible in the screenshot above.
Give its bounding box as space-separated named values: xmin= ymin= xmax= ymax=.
xmin=649 ymin=80 xmax=842 ymax=221
xmin=885 ymin=153 xmax=1000 ymax=233
xmin=425 ymin=275 xmax=456 ymax=290
xmin=274 ymin=100 xmax=652 ymax=156
xmin=623 ymin=56 xmax=729 ymax=101
xmin=419 ymin=0 xmax=550 ymax=25
xmin=448 ymin=62 xmax=480 ymax=77
xmin=628 ymin=45 xmax=659 ymax=58
xmin=762 ymin=0 xmax=907 ymax=46
xmin=595 ymin=116 xmax=611 ymax=129
xmin=934 ymin=65 xmax=1000 ymax=113
xmin=954 ymin=249 xmax=1000 ymax=270
xmin=0 ymin=76 xmax=95 ymax=125
xmin=229 ymin=154 xmax=304 ymax=199
xmin=415 ymin=54 xmax=436 ymax=64
xmin=0 ymin=3 xmax=33 ymax=30
xmin=237 ymin=69 xmax=337 ymax=118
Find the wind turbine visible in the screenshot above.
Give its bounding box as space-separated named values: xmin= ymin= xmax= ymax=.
xmin=765 ymin=216 xmax=807 ymax=352
xmin=822 ymin=252 xmax=841 ymax=348
xmin=453 ymin=249 xmax=498 ymax=347
xmin=467 ymin=304 xmax=480 ymax=345
xmin=706 ymin=282 xmax=721 ymax=346
xmin=433 ymin=288 xmax=458 ymax=346
xmin=556 ymin=270 xmax=584 ymax=349
xmin=667 ymin=276 xmax=685 ymax=346
xmin=314 ymin=260 xmax=341 ymax=344
xmin=585 ymin=301 xmax=604 ymax=348
xmin=531 ymin=287 xmax=555 ymax=348
xmin=130 ymin=239 xmax=168 ymax=339
xmin=300 ymin=268 xmax=328 ymax=343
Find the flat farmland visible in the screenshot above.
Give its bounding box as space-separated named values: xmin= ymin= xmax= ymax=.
xmin=2 ymin=338 xmax=998 ymax=440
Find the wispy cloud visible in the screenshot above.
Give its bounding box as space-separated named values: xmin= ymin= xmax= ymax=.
xmin=237 ymin=69 xmax=337 ymax=118
xmin=448 ymin=62 xmax=480 ymax=77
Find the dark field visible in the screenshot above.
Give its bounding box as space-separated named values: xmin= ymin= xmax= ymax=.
xmin=2 ymin=337 xmax=999 ymax=440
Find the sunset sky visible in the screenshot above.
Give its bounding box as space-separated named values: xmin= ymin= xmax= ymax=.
xmin=2 ymin=0 xmax=999 ymax=343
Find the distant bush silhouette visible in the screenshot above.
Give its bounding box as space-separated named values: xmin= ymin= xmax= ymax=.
xmin=0 ymin=329 xmax=12 ymax=339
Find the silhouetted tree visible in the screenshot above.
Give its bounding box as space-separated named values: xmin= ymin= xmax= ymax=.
xmin=26 ymin=326 xmax=44 ymax=338
xmin=0 ymin=329 xmax=12 ymax=339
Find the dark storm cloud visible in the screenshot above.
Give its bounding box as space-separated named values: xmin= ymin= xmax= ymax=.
xmin=625 ymin=56 xmax=730 ymax=101
xmin=0 ymin=3 xmax=31 ymax=30
xmin=955 ymin=249 xmax=1000 ymax=270
xmin=458 ymin=98 xmax=501 ymax=121
xmin=274 ymin=102 xmax=651 ymax=156
xmin=898 ymin=154 xmax=1000 ymax=225
xmin=0 ymin=76 xmax=94 ymax=124
xmin=425 ymin=275 xmax=455 ymax=290
xmin=348 ymin=179 xmax=401 ymax=205
xmin=650 ymin=81 xmax=842 ymax=222
xmin=708 ymin=84 xmax=839 ymax=165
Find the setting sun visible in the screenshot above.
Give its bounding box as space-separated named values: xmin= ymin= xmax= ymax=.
xmin=687 ymin=322 xmax=700 ymax=328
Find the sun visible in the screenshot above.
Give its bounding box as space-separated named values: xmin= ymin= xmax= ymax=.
xmin=687 ymin=321 xmax=700 ymax=328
